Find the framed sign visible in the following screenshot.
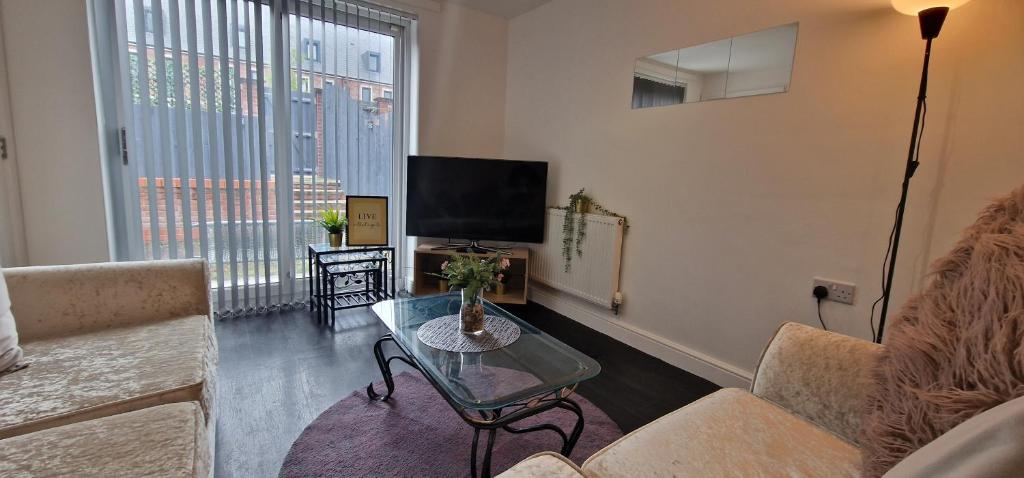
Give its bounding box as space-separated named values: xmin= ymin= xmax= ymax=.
xmin=346 ymin=195 xmax=389 ymax=246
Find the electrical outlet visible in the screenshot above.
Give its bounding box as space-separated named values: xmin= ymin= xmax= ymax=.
xmin=813 ymin=278 xmax=856 ymax=305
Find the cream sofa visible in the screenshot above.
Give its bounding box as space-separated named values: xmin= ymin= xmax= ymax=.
xmin=0 ymin=260 xmax=217 ymax=477
xmin=500 ymin=322 xmax=882 ymax=477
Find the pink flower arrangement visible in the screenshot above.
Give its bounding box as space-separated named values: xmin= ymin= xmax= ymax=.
xmin=431 ymin=253 xmax=507 ymax=301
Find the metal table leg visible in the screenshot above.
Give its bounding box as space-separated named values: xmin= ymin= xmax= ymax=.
xmin=366 ymin=334 xmax=419 ymax=401
xmin=365 ymin=335 xmax=587 ymax=478
xmin=307 ymin=248 xmax=314 ymax=310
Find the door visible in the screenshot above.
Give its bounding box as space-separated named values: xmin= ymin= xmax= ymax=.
xmin=0 ymin=16 xmax=28 ymax=266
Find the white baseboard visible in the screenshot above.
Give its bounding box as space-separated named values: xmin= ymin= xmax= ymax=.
xmin=529 ymin=285 xmax=753 ymax=389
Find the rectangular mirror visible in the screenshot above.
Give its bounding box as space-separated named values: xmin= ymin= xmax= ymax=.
xmin=632 ymin=22 xmax=798 ymax=109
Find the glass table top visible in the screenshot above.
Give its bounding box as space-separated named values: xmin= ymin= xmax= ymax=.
xmin=371 ymin=293 xmax=601 ymax=410
xmin=309 ymin=243 xmax=393 ymax=254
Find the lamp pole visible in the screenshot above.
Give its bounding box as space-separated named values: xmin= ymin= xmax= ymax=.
xmin=876 ymin=6 xmax=949 ymax=344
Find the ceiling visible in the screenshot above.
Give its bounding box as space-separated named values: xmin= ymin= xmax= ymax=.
xmin=445 ymin=0 xmax=553 ymax=19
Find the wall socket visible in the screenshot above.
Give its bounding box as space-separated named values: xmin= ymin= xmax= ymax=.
xmin=813 ymin=278 xmax=856 ymax=305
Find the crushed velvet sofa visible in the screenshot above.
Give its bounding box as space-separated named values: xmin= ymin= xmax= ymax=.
xmin=500 ymin=322 xmax=882 ymax=477
xmin=0 ymin=260 xmax=216 ymax=477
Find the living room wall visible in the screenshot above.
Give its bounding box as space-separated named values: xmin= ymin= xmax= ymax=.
xmin=505 ymin=0 xmax=1024 ymax=386
xmin=1 ymin=0 xmax=507 ymax=266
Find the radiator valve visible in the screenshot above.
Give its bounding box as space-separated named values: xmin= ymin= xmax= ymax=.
xmin=612 ymin=291 xmax=623 ymax=315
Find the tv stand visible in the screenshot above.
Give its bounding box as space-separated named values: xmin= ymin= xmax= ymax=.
xmin=430 ymin=240 xmax=512 ymax=255
xmin=414 ymin=243 xmax=529 ymax=305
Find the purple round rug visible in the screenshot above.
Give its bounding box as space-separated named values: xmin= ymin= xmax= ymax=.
xmin=280 ymin=371 xmax=623 ymax=477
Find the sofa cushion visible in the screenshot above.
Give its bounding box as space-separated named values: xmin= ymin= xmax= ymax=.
xmin=882 ymin=395 xmax=1024 ymax=478
xmin=497 ymin=452 xmax=586 ymax=478
xmin=6 ymin=259 xmax=210 ymax=342
xmin=582 ymin=388 xmax=862 ymax=478
xmin=0 ymin=401 xmax=210 ymax=477
xmin=860 ymin=186 xmax=1024 ymax=477
xmin=0 ymin=263 xmax=24 ymax=373
xmin=0 ymin=314 xmax=216 ymax=439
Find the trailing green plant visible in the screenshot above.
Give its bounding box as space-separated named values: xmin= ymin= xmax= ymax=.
xmin=562 ymin=189 xmax=588 ymax=272
xmin=559 ymin=189 xmax=629 ymax=272
xmin=315 ymin=209 xmax=347 ymax=234
xmin=431 ymin=254 xmax=510 ymax=304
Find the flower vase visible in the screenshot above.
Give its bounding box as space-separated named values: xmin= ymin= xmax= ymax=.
xmin=459 ymin=288 xmax=485 ymax=335
xmin=439 ymin=279 xmax=449 ymax=292
xmin=328 ymin=232 xmax=343 ymax=247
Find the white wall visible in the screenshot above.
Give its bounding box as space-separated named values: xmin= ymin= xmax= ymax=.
xmin=0 ymin=0 xmax=508 ymax=266
xmin=1 ymin=0 xmax=110 ymax=266
xmin=413 ymin=1 xmax=507 ymax=158
xmin=505 ymin=0 xmax=1024 ymax=386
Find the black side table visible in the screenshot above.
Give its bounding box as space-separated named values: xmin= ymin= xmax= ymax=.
xmin=308 ymin=244 xmax=396 ymax=325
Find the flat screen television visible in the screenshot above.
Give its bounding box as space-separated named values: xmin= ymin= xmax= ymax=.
xmin=406 ymin=156 xmax=548 ymax=243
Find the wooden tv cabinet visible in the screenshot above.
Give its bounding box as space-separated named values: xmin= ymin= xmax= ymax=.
xmin=412 ymin=243 xmax=529 ymax=305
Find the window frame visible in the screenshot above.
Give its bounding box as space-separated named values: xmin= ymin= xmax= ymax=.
xmin=91 ymin=0 xmax=419 ymax=298
xmin=367 ymin=51 xmax=381 ymax=72
xmin=302 ymin=38 xmax=321 ymax=63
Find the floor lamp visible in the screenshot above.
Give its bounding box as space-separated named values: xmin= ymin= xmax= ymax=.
xmin=876 ymin=0 xmax=972 ymax=344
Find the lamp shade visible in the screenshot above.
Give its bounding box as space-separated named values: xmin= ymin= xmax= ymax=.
xmin=891 ymin=0 xmax=972 ymax=15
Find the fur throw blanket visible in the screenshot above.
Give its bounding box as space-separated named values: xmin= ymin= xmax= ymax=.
xmin=859 ymin=185 xmax=1024 ymax=476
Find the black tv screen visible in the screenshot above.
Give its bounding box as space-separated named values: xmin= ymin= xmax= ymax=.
xmin=406 ymin=156 xmax=548 ymax=243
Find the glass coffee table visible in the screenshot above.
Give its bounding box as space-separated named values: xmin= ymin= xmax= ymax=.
xmin=367 ymin=293 xmax=601 ymax=478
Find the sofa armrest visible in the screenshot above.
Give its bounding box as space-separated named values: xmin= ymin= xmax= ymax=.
xmin=497 ymin=452 xmax=585 ymax=478
xmin=6 ymin=259 xmax=211 ymax=342
xmin=751 ymin=322 xmax=882 ymax=445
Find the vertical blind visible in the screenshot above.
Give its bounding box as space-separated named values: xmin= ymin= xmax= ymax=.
xmin=114 ymin=0 xmax=411 ymax=315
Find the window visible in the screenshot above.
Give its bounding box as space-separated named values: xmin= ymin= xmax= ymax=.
xmin=366 ymin=52 xmax=381 ymax=72
xmin=101 ymin=0 xmax=411 ymax=315
xmin=382 ymin=89 xmax=393 ymax=100
xmin=238 ymin=24 xmax=247 ymax=53
xmin=303 ymin=38 xmax=321 ymax=62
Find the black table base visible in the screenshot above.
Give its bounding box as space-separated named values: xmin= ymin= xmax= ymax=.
xmin=308 ymin=245 xmax=396 ymax=326
xmin=366 ymin=334 xmax=586 ymax=478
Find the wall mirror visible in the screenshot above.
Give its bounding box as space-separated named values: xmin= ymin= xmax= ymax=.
xmin=632 ymin=22 xmax=798 ymax=109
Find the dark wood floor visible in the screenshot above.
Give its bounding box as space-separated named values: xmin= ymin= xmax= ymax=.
xmin=214 ymin=301 xmax=719 ymax=477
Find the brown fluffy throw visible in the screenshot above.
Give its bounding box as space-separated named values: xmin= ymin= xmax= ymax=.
xmin=859 ymin=185 xmax=1024 ymax=476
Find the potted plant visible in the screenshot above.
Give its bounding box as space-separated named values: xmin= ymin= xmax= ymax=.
xmin=562 ymin=189 xmax=590 ymax=273
xmin=316 ymin=209 xmax=348 ymax=248
xmin=433 ymin=254 xmax=510 ymax=335
xmin=496 ymin=257 xmax=511 ymax=295
xmin=438 ymin=261 xmax=450 ymax=292
xmin=569 ymin=188 xmax=591 ymax=214
xmin=560 ymin=189 xmax=629 ymax=272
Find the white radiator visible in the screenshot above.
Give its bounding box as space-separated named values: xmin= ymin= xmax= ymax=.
xmin=530 ymin=208 xmax=625 ymax=309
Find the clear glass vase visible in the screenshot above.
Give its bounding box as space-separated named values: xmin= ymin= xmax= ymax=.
xmin=459 ymin=288 xmax=486 ymax=335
